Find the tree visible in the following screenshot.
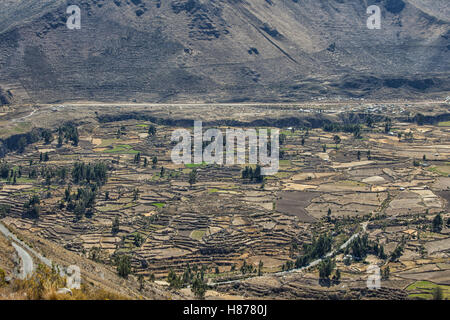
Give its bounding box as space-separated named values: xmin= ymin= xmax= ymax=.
xmin=191 ymin=275 xmax=207 ymax=299
xmin=152 ymin=156 xmax=158 ymax=167
xmin=138 ymin=274 xmax=145 ymax=291
xmin=24 ymin=195 xmax=40 ymax=219
xmin=332 ymin=268 xmax=341 ymax=283
xmin=112 ymin=216 xmax=120 ymax=234
xmin=160 ymin=166 xmax=165 ymax=177
xmin=279 ymin=133 xmax=286 ymax=145
xmin=116 ymin=255 xmax=131 ymax=279
xmin=134 ymin=152 xmax=141 ymax=164
xmin=390 ymin=245 xmax=403 ymax=262
xmin=57 ymin=132 xmax=63 ymax=147
xmin=258 ymin=260 xmax=263 ymax=276
xmin=143 ymin=157 xmax=148 ymax=167
xmin=167 ymin=269 xmax=182 ymax=289
xmin=381 ymin=266 xmax=390 ymax=280
xmin=42 ymin=129 xmax=53 ymax=144
xmin=333 ymin=135 xmax=341 ymax=148
xmin=432 ymin=286 xmax=444 ymax=300
xmin=134 ymin=233 xmax=144 ymax=247
xmin=189 ymin=169 xmax=197 ymax=187
xmin=384 ymin=119 xmax=392 ymax=133
xmin=432 ymin=213 xmax=443 ymax=233
xmin=318 ymin=258 xmax=335 ymax=281
xmin=148 ymin=125 xmax=156 ymax=136
xmin=357 ymin=150 xmax=361 ymax=160
xmin=301 ymin=137 xmax=305 ymax=146
xmin=133 ymin=188 xmax=139 ymax=201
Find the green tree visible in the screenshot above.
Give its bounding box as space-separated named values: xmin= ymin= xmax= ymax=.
xmin=17 ymin=137 xmax=27 ymax=153
xmin=333 ymin=135 xmax=341 ymax=148
xmin=112 ymin=216 xmax=120 ymax=234
xmin=318 ymin=258 xmax=335 ymax=281
xmin=189 ymin=169 xmax=197 ymax=187
xmin=24 ymin=195 xmax=40 ymax=219
xmin=192 ymin=275 xmax=207 ymax=299
xmin=381 ymin=266 xmax=390 ymax=280
xmin=116 ymin=255 xmax=131 ymax=279
xmin=258 ymin=260 xmax=263 ymax=276
xmin=432 ymin=286 xmax=444 ymax=300
xmin=148 ymin=125 xmax=156 ymax=136
xmin=432 ymin=213 xmax=443 ymax=233
xmin=167 ymin=269 xmax=182 ymax=289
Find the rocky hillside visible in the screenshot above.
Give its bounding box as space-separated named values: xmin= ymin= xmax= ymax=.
xmin=0 ymin=0 xmax=448 ymax=103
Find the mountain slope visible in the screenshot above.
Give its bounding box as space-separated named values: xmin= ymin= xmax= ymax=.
xmin=0 ymin=0 xmax=448 ymax=104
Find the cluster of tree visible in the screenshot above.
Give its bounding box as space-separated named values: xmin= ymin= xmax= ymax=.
xmin=58 ymin=123 xmax=79 ymax=146
xmin=39 ymin=152 xmax=49 ymax=162
xmin=71 ymin=162 xmax=108 ymax=186
xmin=344 ymin=234 xmax=387 ymax=261
xmin=0 ymin=163 xmax=23 ymax=185
xmin=0 ymin=204 xmax=10 ymax=218
xmin=403 ymin=131 xmax=414 ymax=141
xmin=133 ymin=233 xmax=144 ymax=247
xmin=133 ymin=152 xmax=141 ymax=164
xmin=168 ymin=264 xmax=208 ymax=299
xmin=0 ymin=161 xmax=10 ymax=179
xmin=295 ymin=234 xmax=333 ymax=268
xmin=114 ymin=254 xmax=132 ymax=279
xmin=41 ymin=129 xmax=53 ymax=145
xmin=23 ymin=195 xmax=40 ymax=219
xmin=65 ymin=185 xmax=97 ymax=220
xmin=5 ymin=129 xmax=41 ymax=153
xmin=318 ymin=258 xmax=340 ymax=284
xmin=240 ymin=260 xmax=257 ymax=275
xmin=322 ymin=123 xmax=362 ymax=137
xmin=381 ymin=265 xmax=390 ymax=280
xmin=241 ymin=165 xmax=263 ymax=183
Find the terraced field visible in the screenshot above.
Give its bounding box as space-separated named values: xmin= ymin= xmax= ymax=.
xmin=0 ymin=102 xmax=448 ymax=299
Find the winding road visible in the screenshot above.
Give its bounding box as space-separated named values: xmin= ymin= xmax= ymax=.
xmin=11 ymin=242 xmax=33 ymax=279
xmin=0 ymin=221 xmax=52 ymax=279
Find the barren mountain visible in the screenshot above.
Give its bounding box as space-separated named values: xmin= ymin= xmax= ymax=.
xmin=0 ymin=0 xmax=449 ymax=104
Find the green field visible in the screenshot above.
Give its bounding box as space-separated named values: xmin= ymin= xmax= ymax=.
xmin=190 ymin=229 xmax=206 ymax=241
xmin=405 ymin=280 xmax=450 ymax=300
xmin=151 ymin=202 xmax=165 ymax=208
xmin=102 ymin=144 xmax=140 ymax=154
xmin=185 ymin=162 xmax=207 ymax=168
xmin=437 ymin=121 xmax=450 ymax=127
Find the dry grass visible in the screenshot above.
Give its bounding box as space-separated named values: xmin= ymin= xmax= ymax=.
xmin=6 ymin=264 xmax=128 ymax=300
